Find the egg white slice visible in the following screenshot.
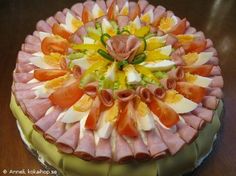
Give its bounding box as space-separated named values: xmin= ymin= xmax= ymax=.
xmin=131 ymin=16 xmax=142 ymax=29
xmin=137 ymin=112 xmax=155 ymax=131
xmin=60 ymin=107 xmax=90 ymax=124
xmin=141 ymin=60 xmax=175 ymax=71
xmin=140 ymin=9 xmax=154 ymax=24
xmin=29 ymin=56 xmax=56 ymax=69
xmin=105 ymin=62 xmax=117 ymax=81
xmin=165 ymin=96 xmax=198 ymax=114
xmin=64 ymin=11 xmax=81 ymax=33
xmin=72 ymin=58 xmax=90 ymax=70
xmin=32 ymin=52 xmax=44 ymax=57
xmin=192 ymin=52 xmax=214 ymax=66
xmin=191 ymin=75 xmax=212 ymax=88
xmin=156 ymin=45 xmax=172 ymax=56
xmin=92 ymin=3 xmax=105 ymax=19
xmin=83 ymin=36 xmax=95 ymax=44
xmin=96 ymin=112 xmax=114 ymax=139
xmin=102 ymin=18 xmax=116 ymax=36
xmin=79 ymin=113 xmax=89 ymax=139
xmin=124 ymin=65 xmax=141 ymax=84
xmin=32 ymin=85 xmax=54 ymax=98
xmin=38 ymin=31 xmax=52 ymax=41
xmin=120 ymin=1 xmax=129 ymax=16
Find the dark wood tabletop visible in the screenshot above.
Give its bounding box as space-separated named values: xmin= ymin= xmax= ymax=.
xmin=0 ymin=0 xmax=235 ymax=176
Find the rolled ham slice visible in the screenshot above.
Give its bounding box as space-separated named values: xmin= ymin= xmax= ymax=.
xmin=129 ymin=2 xmax=141 ymax=20
xmin=202 ymin=96 xmax=219 ymax=110
xmin=117 ymin=0 xmax=126 ymax=10
xmin=25 ymin=35 xmax=41 ymax=46
xmin=166 ymin=34 xmax=178 ymax=46
xmin=207 ymin=87 xmax=223 ymax=99
xmin=56 ymin=122 xmax=80 ymax=154
xmin=146 ymin=129 xmax=168 ymax=158
xmin=99 ymin=89 xmax=114 ymax=108
xmin=138 ymin=0 xmax=149 ymax=12
xmin=44 ymin=121 xmax=66 ymax=143
xmin=114 ymin=133 xmax=134 ymax=163
xmin=182 ymin=113 xmax=205 ymax=130
xmin=17 ymin=51 xmax=32 ymax=64
xmin=152 ymin=5 xmax=166 ymax=27
xmin=210 ymin=76 xmax=224 ymax=88
xmin=168 ymin=67 xmax=185 ymax=81
xmin=34 ymin=107 xmax=63 ymax=133
xmin=147 ymin=84 xmax=166 ymax=100
xmin=54 ymin=11 xmax=66 ymax=24
xmin=83 ymin=0 xmax=95 ymax=11
xmin=210 ymin=66 xmax=221 ymax=76
xmin=71 ymin=3 xmax=84 ymax=17
xmin=15 ymin=90 xmax=36 ymax=103
xmin=156 ymin=123 xmax=185 ymax=155
xmin=36 ymin=20 xmax=52 ymax=33
xmin=136 ymin=86 xmax=152 ymax=103
xmin=13 ymin=73 xmax=34 ymax=83
xmin=192 ymin=106 xmax=214 ymax=122
xmin=75 ymin=129 xmax=96 ymax=161
xmin=75 ymin=26 xmax=88 ymax=38
xmin=95 ymin=138 xmax=112 ymax=161
xmin=23 ymin=98 xmax=52 ymax=122
xmin=84 ymin=81 xmax=98 ymax=98
xmin=117 ymin=15 xmax=130 ymax=29
xmin=21 ymin=43 xmax=41 ymax=53
xmin=207 ymin=56 xmax=219 ymax=65
xmin=176 ymin=121 xmax=198 ymax=143
xmin=185 ymin=27 xmax=196 ymax=34
xmin=205 ymin=47 xmax=217 ymax=56
xmin=160 ymin=78 xmax=176 ymax=89
xmin=144 ymin=4 xmax=155 ymax=13
xmin=97 ymin=0 xmax=107 ymax=12
xmin=206 ymin=39 xmax=213 ymax=48
xmin=116 ymin=89 xmax=135 ymax=102
xmin=12 ymin=82 xmax=42 ymax=92
xmin=130 ymin=135 xmax=150 ymax=160
xmin=46 ymin=16 xmax=58 ymax=27
xmin=16 ymin=63 xmax=37 ymax=73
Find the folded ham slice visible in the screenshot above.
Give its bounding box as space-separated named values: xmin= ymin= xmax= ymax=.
xmin=17 ymin=51 xmax=32 ymax=64
xmin=36 ymin=20 xmax=52 ymax=33
xmin=144 ymin=4 xmax=154 ymax=13
xmin=210 ymin=76 xmax=224 ymax=88
xmin=202 ymin=96 xmax=219 ymax=110
xmin=136 ymin=86 xmax=152 ymax=103
xmin=15 ymin=90 xmax=36 ymax=103
xmin=34 ymin=107 xmax=62 ymax=133
xmin=168 ymin=67 xmax=185 ymax=81
xmin=166 ymin=34 xmax=178 ymax=46
xmin=176 ymin=121 xmax=198 ymax=143
xmin=146 ymin=129 xmax=168 ymax=158
xmin=205 ymin=47 xmax=218 ymax=56
xmin=116 ymin=89 xmax=135 ymax=102
xmin=206 ymin=39 xmax=213 ymax=48
xmin=74 ymin=129 xmax=96 ymax=160
xmin=114 ymin=133 xmax=134 ymax=163
xmin=148 ymin=85 xmax=166 ymax=100
xmin=21 ymin=43 xmax=41 ymax=53
xmin=54 ymin=11 xmax=66 ymax=24
xmin=95 ymin=138 xmax=112 ymax=161
xmin=46 ymin=16 xmax=58 ymax=27
xmin=181 ymin=113 xmax=205 ymax=130
xmin=210 ymin=66 xmax=221 ymax=76
xmin=192 ymin=106 xmax=214 ymax=122
xmin=185 ymin=27 xmax=196 ymax=34
xmin=152 ymin=5 xmax=166 ymax=27
xmin=44 ymin=121 xmax=66 ymax=143
xmin=156 ymin=123 xmax=185 ymax=155
xmin=207 ymin=56 xmax=219 ymax=65
xmin=13 ymin=73 xmax=34 ymax=83
xmin=97 ymin=0 xmax=107 ymax=13
xmin=16 ymin=63 xmax=37 ymax=73
xmin=207 ymin=87 xmax=223 ymax=99
xmin=117 ymin=0 xmax=126 ymax=10
xmin=12 ymin=82 xmax=42 ymax=92
xmin=99 ymin=89 xmax=114 ymax=108
xmin=160 ymin=78 xmax=176 ymax=89
xmin=71 ymin=3 xmax=84 ymax=17
xmin=117 ymin=16 xmax=130 ymax=29
xmin=128 ymin=2 xmax=141 ymax=20
xmin=138 ymin=0 xmax=149 ymax=12
xmin=25 ymin=35 xmax=41 ymax=46
xmin=56 ymin=122 xmax=80 ymax=154
xmin=23 ymin=98 xmax=52 ymax=122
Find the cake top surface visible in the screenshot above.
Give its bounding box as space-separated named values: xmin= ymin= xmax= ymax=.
xmin=13 ymin=0 xmax=223 ymax=163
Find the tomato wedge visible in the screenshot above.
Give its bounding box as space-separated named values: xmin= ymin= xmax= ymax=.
xmin=175 ymin=82 xmax=206 ymax=103
xmin=182 ymin=65 xmax=213 ymax=77
xmin=107 ymin=0 xmax=117 ymax=20
xmin=183 ymin=39 xmax=207 ymax=53
xmin=41 ymin=36 xmax=70 ymax=55
xmin=170 ymin=18 xmax=187 ymax=35
xmin=49 ymin=82 xmax=84 ymax=108
xmin=116 ymin=101 xmax=138 ymax=137
xmin=52 ymin=24 xmax=72 ymax=40
xmin=85 ymin=96 xmax=102 ymax=130
xmin=149 ymin=97 xmax=179 ymax=128
xmin=34 ymin=69 xmax=67 ymax=81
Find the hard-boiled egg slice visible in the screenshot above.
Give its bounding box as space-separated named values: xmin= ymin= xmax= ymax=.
xmin=102 ymin=18 xmax=116 ymax=36
xmin=120 ymin=1 xmax=129 ymax=16
xmin=164 ymin=90 xmax=198 ymax=114
xmin=92 ymin=3 xmax=105 ymax=19
xmin=176 ymin=34 xmax=194 ymax=45
xmin=123 ymin=64 xmax=141 ymax=85
xmin=136 ymin=101 xmax=155 ymax=131
xmin=38 ymin=31 xmax=52 ymax=41
xmin=192 ymin=52 xmax=214 ymax=66
xmin=159 ymin=15 xmax=178 ymax=33
xmin=83 ymin=36 xmax=95 ymax=44
xmin=64 ymin=12 xmax=83 ymax=33
xmin=140 ymin=9 xmax=154 ymax=24
xmin=29 ymin=56 xmax=55 ymax=69
xmin=32 ymin=85 xmax=54 ymax=98
xmin=141 ymin=60 xmax=175 ymax=71
xmin=156 ymin=45 xmax=172 ymax=56
xmin=60 ymin=94 xmax=92 ymax=123
xmin=79 ymin=112 xmax=89 ymax=139
xmin=185 ymin=72 xmax=212 ymax=88
xmin=105 ymin=62 xmax=117 ymax=81
xmin=130 ymin=16 xmax=142 ymax=30
xmin=32 ymin=52 xmax=44 ymax=57
xmin=72 ymin=58 xmax=90 ymax=70
xmin=146 ymin=36 xmax=166 ymax=50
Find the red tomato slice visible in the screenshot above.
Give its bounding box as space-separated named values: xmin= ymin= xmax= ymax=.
xmin=183 ymin=39 xmax=207 ymax=53
xmin=82 ymin=6 xmax=91 ymax=24
xmin=149 ymin=97 xmax=179 ymax=128
xmin=52 ymin=24 xmax=72 ymax=40
xmin=49 ymin=82 xmax=84 ymax=108
xmin=175 ymin=82 xmax=206 ymax=103
xmin=85 ymin=96 xmax=102 ymax=130
xmin=34 ymin=69 xmax=67 ymax=81
xmin=117 ymin=101 xmax=138 ymax=137
xmin=170 ymin=18 xmax=187 ymax=35
xmin=107 ymin=0 xmax=117 ymax=20
xmin=182 ymin=65 xmax=213 ymax=77
xmin=41 ymin=36 xmax=70 ymax=55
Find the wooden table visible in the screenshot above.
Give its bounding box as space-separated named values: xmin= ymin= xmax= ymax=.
xmin=0 ymin=0 xmax=235 ymax=175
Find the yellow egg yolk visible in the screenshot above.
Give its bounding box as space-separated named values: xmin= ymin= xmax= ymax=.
xmin=159 ymin=17 xmax=175 ymax=32
xmin=182 ymin=52 xmax=198 ymax=65
xmin=141 ymin=13 xmax=151 ymax=24
xmin=177 ymin=34 xmax=194 ymax=44
xmin=164 ymin=90 xmax=183 ymax=103
xmin=120 ymin=6 xmax=129 ymax=16
xmin=72 ymin=18 xmax=84 ymax=31
xmin=146 ymin=38 xmax=165 ymax=51
xmin=136 ymin=101 xmax=149 ymax=117
xmin=185 ymin=72 xmax=197 ymax=83
xmin=73 ymin=94 xmax=93 ymax=112
xmin=44 ymin=53 xmax=64 ymax=67
xmin=45 ymin=73 xmax=70 ymax=89
xmin=105 ymin=101 xmax=119 ymax=122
